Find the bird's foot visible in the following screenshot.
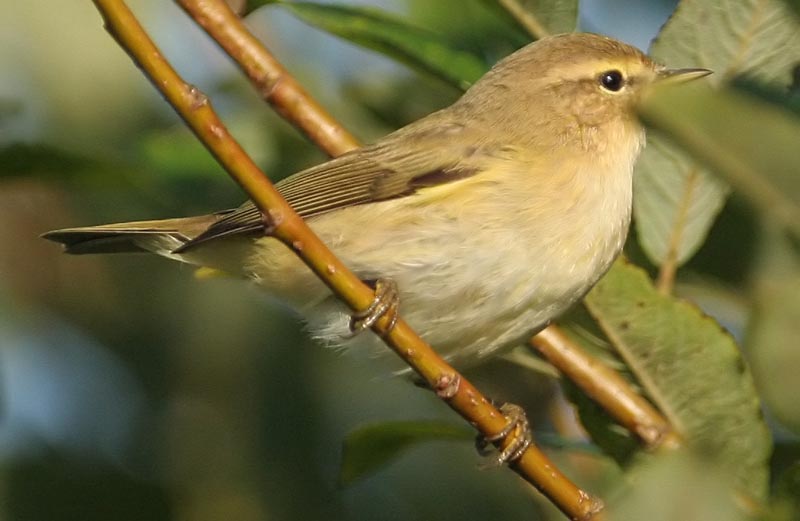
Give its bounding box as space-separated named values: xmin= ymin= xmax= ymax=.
xmin=348 ymin=278 xmax=399 ymax=336
xmin=476 ymin=403 xmax=533 ymax=466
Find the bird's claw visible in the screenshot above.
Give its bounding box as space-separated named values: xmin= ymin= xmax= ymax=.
xmin=348 ymin=278 xmax=399 ymax=336
xmin=476 ymin=403 xmax=533 ymax=467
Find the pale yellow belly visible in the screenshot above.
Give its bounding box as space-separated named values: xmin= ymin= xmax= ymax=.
xmin=244 ymin=170 xmax=631 ymax=368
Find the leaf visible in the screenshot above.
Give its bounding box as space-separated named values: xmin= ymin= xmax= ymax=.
xmin=563 ymin=379 xmax=639 ymax=466
xmin=746 ymin=225 xmax=800 ymax=435
xmin=584 ymin=260 xmax=772 ymax=499
xmin=633 ymin=140 xmax=729 ymax=267
xmin=265 ymin=2 xmax=487 ymax=90
xmin=339 ymin=420 xmax=472 ymax=485
xmin=639 ymin=83 xmax=800 ymax=239
xmin=608 ymin=450 xmax=750 ymax=521
xmin=732 ymin=76 xmax=800 ymax=117
xmin=484 ymin=0 xmax=578 ymax=38
xmin=783 ymin=0 xmax=800 ymax=18
xmin=771 ymin=460 xmax=800 ymax=519
xmin=244 ymin=0 xmax=279 ymax=12
xmin=634 ymin=0 xmax=800 ymax=269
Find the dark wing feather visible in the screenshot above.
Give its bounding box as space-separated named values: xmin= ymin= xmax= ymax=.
xmin=175 ymin=120 xmax=481 ymax=252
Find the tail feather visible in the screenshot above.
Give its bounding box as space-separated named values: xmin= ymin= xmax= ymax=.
xmin=42 ymin=215 xmax=220 ymax=255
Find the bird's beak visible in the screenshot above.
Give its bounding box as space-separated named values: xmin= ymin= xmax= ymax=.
xmin=656 ymin=67 xmax=713 ymax=84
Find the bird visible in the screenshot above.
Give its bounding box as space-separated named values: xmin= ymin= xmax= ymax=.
xmin=43 ymin=33 xmax=709 ymax=370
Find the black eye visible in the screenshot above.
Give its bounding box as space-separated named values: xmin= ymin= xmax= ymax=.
xmin=599 ymin=70 xmax=625 ymax=91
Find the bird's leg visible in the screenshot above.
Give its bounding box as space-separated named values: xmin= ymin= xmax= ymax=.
xmin=349 ymin=278 xmax=530 ymax=464
xmin=348 ymin=278 xmax=400 ymax=336
xmin=476 ymin=403 xmax=533 ymax=466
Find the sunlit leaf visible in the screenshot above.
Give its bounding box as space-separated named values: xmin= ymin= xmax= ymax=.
xmin=585 ymin=260 xmax=772 ymax=499
xmin=639 ymin=83 xmax=800 ymax=239
xmin=340 ymin=421 xmax=472 ymax=485
xmin=259 ymin=2 xmax=487 ymax=90
xmin=634 ymin=0 xmax=800 ymax=269
xmin=633 ymin=139 xmax=729 ymax=268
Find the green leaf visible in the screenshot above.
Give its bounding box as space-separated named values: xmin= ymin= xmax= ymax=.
xmin=771 ymin=460 xmax=800 ymax=520
xmin=634 ymin=0 xmax=800 ymax=269
xmin=784 ymin=0 xmax=800 ymax=17
xmin=267 ymin=2 xmax=488 ymax=90
xmin=585 ymin=260 xmax=772 ymax=499
xmin=563 ymin=379 xmax=639 ymax=466
xmin=746 ymin=226 xmax=800 ymax=435
xmin=639 ymin=83 xmax=800 ymax=240
xmin=244 ymin=0 xmax=279 ymax=12
xmin=732 ymin=76 xmax=800 ymax=117
xmin=634 ymin=139 xmax=729 ymax=267
xmin=484 ymin=0 xmax=578 ymax=38
xmin=339 ymin=420 xmax=472 ymax=485
xmin=608 ymin=450 xmax=750 ymax=521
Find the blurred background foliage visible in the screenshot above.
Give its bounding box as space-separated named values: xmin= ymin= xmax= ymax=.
xmin=1 ymin=0 xmax=798 ymax=520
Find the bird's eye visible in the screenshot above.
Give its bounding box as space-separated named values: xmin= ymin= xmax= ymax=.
xmin=599 ymin=70 xmax=625 ymax=92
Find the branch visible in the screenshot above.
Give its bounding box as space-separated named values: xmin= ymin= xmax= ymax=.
xmin=179 ymin=0 xmax=677 ymax=503
xmin=180 ymin=0 xmax=677 ymax=506
xmin=530 ymin=327 xmax=681 ymax=450
xmin=496 ymin=0 xmax=551 ymax=40
xmin=91 ymin=1 xmax=602 ymax=518
xmin=176 ymin=0 xmax=359 ymax=157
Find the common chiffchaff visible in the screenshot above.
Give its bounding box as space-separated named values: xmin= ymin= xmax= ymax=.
xmin=45 ymin=33 xmax=709 ymax=368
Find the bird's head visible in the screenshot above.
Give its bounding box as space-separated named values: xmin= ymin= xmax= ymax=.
xmin=460 ymin=33 xmax=710 ymax=153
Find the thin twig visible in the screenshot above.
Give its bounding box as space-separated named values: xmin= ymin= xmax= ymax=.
xmin=496 ymin=0 xmax=551 ymax=40
xmin=91 ymin=1 xmax=602 ymax=518
xmin=176 ymin=0 xmax=359 ymax=157
xmin=530 ymin=327 xmax=681 ymax=450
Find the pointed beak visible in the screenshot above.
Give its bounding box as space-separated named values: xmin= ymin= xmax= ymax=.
xmin=656 ymin=67 xmax=713 ymax=84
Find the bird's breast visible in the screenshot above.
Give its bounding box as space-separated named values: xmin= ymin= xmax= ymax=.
xmin=245 ymin=152 xmax=634 ymax=366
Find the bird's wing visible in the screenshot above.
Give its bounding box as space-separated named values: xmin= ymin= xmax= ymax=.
xmin=177 ymin=121 xmax=483 ymax=251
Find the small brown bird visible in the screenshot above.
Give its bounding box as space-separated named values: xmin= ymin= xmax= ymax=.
xmin=44 ymin=33 xmax=709 ymax=368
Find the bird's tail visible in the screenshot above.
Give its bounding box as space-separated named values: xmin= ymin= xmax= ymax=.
xmin=42 ymin=214 xmax=222 ymax=257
